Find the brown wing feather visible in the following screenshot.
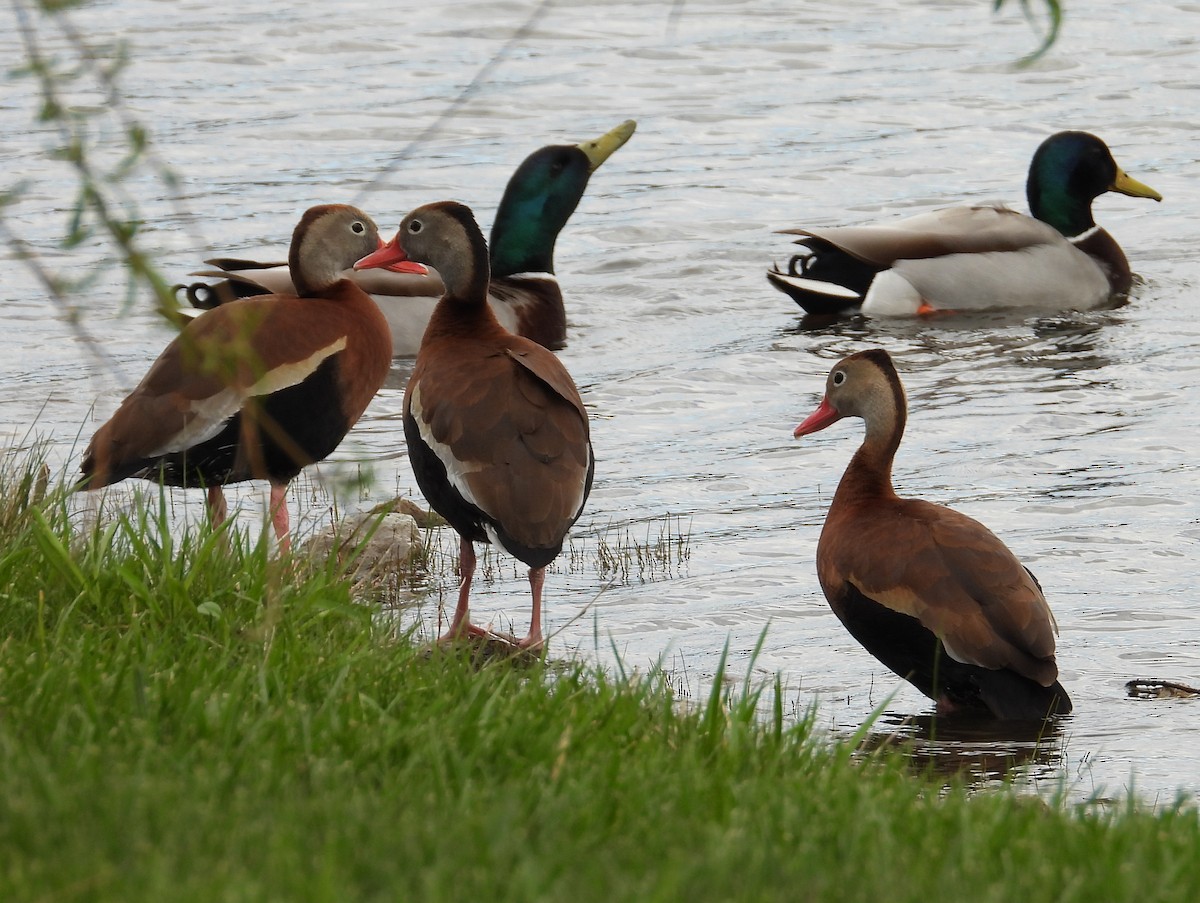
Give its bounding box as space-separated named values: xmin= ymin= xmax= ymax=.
xmin=504 ymin=345 xmax=589 ymax=425
xmin=413 ymin=334 xmax=590 ymax=550
xmin=818 ymin=496 xmax=1059 ymax=686
xmin=785 ymin=206 xmax=1061 ymax=267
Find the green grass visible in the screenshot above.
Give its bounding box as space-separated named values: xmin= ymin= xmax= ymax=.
xmin=0 ymin=453 xmax=1198 ymax=901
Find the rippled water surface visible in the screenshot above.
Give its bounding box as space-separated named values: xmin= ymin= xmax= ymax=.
xmin=3 ymin=0 xmax=1199 ymax=802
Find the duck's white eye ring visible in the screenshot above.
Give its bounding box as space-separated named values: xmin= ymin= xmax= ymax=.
xmin=408 ymin=219 xmax=423 ymax=234
xmin=832 ymin=370 xmax=846 ymax=386
xmin=351 ymin=221 xmax=366 ymax=234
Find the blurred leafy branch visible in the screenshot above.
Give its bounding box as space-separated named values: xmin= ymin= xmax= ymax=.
xmin=994 ymin=0 xmax=1063 ymax=64
xmin=4 ymin=0 xmax=187 ymax=354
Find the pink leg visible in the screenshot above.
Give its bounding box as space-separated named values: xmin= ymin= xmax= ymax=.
xmin=206 ymin=485 xmax=228 ymax=527
xmin=517 ymin=566 xmax=546 ymax=650
xmin=447 ymin=537 xmax=475 ymax=634
xmin=268 ymin=483 xmax=291 ymax=553
xmin=439 ymin=538 xmax=494 ymax=642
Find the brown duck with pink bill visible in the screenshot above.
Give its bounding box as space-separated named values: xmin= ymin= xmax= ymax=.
xmin=795 ymin=349 xmax=1071 ymax=720
xmin=356 ymin=201 xmax=593 ymax=650
xmin=80 ymin=204 xmax=417 ymax=551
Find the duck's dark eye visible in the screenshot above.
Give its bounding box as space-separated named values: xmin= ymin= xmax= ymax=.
xmin=351 ymin=221 xmax=366 ymax=234
xmin=408 ymin=219 xmax=423 ymax=234
xmin=832 ymin=370 xmax=846 ymax=386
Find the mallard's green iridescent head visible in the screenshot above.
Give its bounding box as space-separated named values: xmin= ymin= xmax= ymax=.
xmin=1026 ymin=131 xmax=1160 ymax=238
xmin=489 ymin=120 xmax=635 ymax=277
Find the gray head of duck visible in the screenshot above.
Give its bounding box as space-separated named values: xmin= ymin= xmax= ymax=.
xmin=356 ymin=201 xmax=490 ymax=303
xmin=489 ymin=120 xmax=635 ymax=277
xmin=287 ymin=204 xmax=386 ymax=296
xmin=1025 ymin=131 xmax=1161 ymax=238
xmin=795 ymin=348 xmax=908 ymax=456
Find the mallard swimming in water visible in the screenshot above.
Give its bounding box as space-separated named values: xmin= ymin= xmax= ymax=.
xmin=767 ymin=131 xmax=1161 ymax=317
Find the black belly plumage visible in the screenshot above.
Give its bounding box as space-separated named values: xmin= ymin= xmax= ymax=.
xmin=833 ymin=583 xmax=1072 ymax=720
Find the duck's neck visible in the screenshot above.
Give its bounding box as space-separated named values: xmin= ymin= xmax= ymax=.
xmin=1027 ymin=174 xmax=1096 ymax=239
xmin=489 ymin=200 xmax=558 ymax=277
xmin=438 ymin=218 xmax=493 ymax=303
xmin=424 ymin=233 xmax=501 ymax=340
xmin=837 ymin=387 xmax=905 ymax=504
xmin=425 ymin=287 xmax=507 ymax=340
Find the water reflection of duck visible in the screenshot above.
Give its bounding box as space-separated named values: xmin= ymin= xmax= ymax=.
xmin=794 ymin=349 xmax=1072 ymax=720
xmin=180 ymin=121 xmax=636 ymax=356
xmin=858 ymin=711 xmax=1067 ymax=785
xmin=768 ymin=131 xmax=1161 ymax=317
xmin=355 ymin=201 xmax=593 ymax=651
xmin=80 ymin=205 xmax=408 ymax=551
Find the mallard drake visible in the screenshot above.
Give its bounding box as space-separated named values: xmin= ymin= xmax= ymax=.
xmin=794 ymin=349 xmax=1072 ymax=720
xmin=80 ymin=205 xmax=416 ymax=551
xmin=181 ymin=119 xmax=636 ymax=355
xmin=768 ymin=131 xmax=1161 ymax=317
xmin=355 ymin=201 xmax=593 ymax=650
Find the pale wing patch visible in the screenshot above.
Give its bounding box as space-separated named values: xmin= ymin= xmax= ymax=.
xmin=566 ymin=445 xmax=593 ymax=520
xmin=410 ymin=383 xmax=487 ymax=512
xmin=940 ymin=637 xmax=975 ymax=667
xmin=847 ymin=573 xmax=977 ymax=666
xmin=150 ymin=337 xmax=346 ymax=457
xmin=149 ymin=388 xmax=242 ymax=456
xmin=245 ymin=337 xmax=346 ymax=397
xmin=848 ymin=575 xmax=926 ymax=621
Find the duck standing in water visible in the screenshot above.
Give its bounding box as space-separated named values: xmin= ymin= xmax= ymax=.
xmin=80 ymin=205 xmax=419 ymax=552
xmin=183 ymin=120 xmax=636 ymax=355
xmin=794 ymin=349 xmax=1072 ymax=719
xmin=768 ymin=131 xmax=1161 ymax=317
xmin=356 ymin=201 xmax=593 ymax=650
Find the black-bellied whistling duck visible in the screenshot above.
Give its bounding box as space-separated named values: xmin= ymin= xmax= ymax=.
xmin=79 ymin=204 xmax=421 ymax=552
xmin=794 ymin=349 xmax=1072 ymax=720
xmin=182 ymin=120 xmax=637 ymax=356
xmin=355 ymin=201 xmax=593 ymax=650
xmin=767 ymin=131 xmax=1161 ymax=317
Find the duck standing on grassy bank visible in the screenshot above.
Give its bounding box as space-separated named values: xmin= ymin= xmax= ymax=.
xmin=767 ymin=131 xmax=1161 ymax=317
xmin=794 ymin=349 xmax=1072 ymax=720
xmin=183 ymin=120 xmax=636 ymax=355
xmin=356 ymin=201 xmax=594 ymax=650
xmin=79 ymin=204 xmax=416 ymax=552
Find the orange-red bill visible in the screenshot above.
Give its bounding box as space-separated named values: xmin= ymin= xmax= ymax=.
xmin=355 ymin=236 xmax=427 ymax=274
xmin=794 ymin=397 xmax=842 ymax=438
